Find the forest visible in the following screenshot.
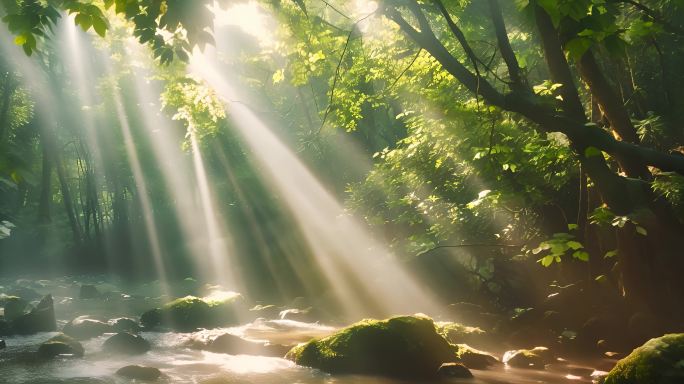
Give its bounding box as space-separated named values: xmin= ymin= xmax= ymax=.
xmin=0 ymin=0 xmax=683 ymax=383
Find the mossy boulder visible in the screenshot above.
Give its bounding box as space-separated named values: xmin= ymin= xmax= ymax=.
xmin=285 ymin=315 xmax=456 ymax=379
xmin=453 ymin=343 xmax=501 ymax=369
xmin=102 ymin=332 xmax=151 ymax=355
xmin=604 ymin=333 xmax=684 ymax=384
xmin=140 ymin=296 xmax=240 ymax=332
xmin=37 ymin=334 xmax=85 ymax=358
xmin=437 ymin=321 xmax=486 ymax=346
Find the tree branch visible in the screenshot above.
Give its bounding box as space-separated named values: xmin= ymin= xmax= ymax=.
xmin=433 ymin=0 xmax=481 ymax=78
xmin=487 ymin=0 xmax=527 ymax=90
xmin=383 ymin=6 xmax=506 ymax=106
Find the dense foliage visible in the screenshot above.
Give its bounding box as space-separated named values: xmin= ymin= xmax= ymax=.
xmin=1 ymin=0 xmax=684 ymax=319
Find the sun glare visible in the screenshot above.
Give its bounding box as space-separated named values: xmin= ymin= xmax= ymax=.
xmin=210 ymin=1 xmax=274 ymax=47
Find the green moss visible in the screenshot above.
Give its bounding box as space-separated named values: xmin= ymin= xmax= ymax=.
xmin=38 ymin=333 xmax=85 ymax=358
xmin=453 ymin=343 xmax=500 ymax=369
xmin=438 ymin=322 xmax=485 ymax=339
xmin=141 ymin=296 xmax=240 ymax=331
xmin=604 ymin=333 xmax=684 ymax=384
xmin=286 ymin=315 xmax=456 ymax=378
xmin=437 ymin=321 xmax=486 ymax=348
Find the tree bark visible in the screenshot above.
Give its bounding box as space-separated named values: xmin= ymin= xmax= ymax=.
xmin=38 ymin=139 xmax=52 ymax=224
xmin=576 ymin=51 xmax=652 ymax=178
xmin=0 ymin=72 xmax=16 ymax=142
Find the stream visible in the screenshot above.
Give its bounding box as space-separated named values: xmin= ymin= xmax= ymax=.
xmin=0 ymin=277 xmax=613 ymax=383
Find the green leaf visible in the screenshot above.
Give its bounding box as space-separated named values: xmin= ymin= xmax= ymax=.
xmin=636 ymin=226 xmax=648 ymax=236
xmin=604 ymin=250 xmax=618 ymax=258
xmin=538 ymin=0 xmax=561 ymax=27
xmin=14 ymin=34 xmax=27 ymax=46
xmin=539 ymin=255 xmax=555 ymax=267
xmin=567 ymin=241 xmax=583 ymax=250
xmin=92 ymin=16 xmax=107 ymax=37
xmin=572 ymin=250 xmax=589 ymax=261
xmin=75 ymin=13 xmax=92 ymax=31
xmin=565 ymin=37 xmax=593 ymax=60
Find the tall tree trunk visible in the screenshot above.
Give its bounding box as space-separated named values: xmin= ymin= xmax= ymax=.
xmin=0 ymin=72 xmax=16 ymax=142
xmin=38 ymin=140 xmax=52 ymax=224
xmin=40 ymin=124 xmax=82 ymax=244
xmin=576 ymin=51 xmax=652 ymax=179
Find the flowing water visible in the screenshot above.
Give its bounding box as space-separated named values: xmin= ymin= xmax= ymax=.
xmin=0 ymin=277 xmax=612 ymax=384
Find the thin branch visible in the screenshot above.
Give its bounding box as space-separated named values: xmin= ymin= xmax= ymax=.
xmin=487 ymin=0 xmax=527 ymax=90
xmin=384 ymin=6 xmax=505 ymax=106
xmin=616 ymin=0 xmax=684 ymax=36
xmin=318 ymin=11 xmax=376 ymax=133
xmin=320 ymin=0 xmax=351 ymax=20
xmin=318 ymin=27 xmax=352 ymax=134
xmin=389 ymin=48 xmax=422 ymax=89
xmin=433 ymin=0 xmax=481 ymax=77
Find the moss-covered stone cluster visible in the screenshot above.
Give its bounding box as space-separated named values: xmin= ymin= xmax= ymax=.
xmin=604 ymin=333 xmax=684 ymax=384
xmin=140 ymin=295 xmax=241 ymax=331
xmin=286 ymin=315 xmax=458 ymax=378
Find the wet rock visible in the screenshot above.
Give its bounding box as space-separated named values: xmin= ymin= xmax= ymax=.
xmin=286 ymin=315 xmax=457 ymax=378
xmin=591 ymin=370 xmax=609 ymax=383
xmin=116 ymin=365 xmax=161 ymax=381
xmin=208 ymin=333 xmax=262 ymax=354
xmin=453 ymin=343 xmax=501 ymax=369
xmin=0 ymin=318 xmax=9 ymax=335
xmin=140 ymin=308 xmax=162 ymax=329
xmin=37 ymin=334 xmax=84 ymax=358
xmin=7 ymin=287 xmax=42 ymax=301
xmin=604 ymin=333 xmax=684 ymax=384
xmin=140 ymin=295 xmax=240 ymax=331
xmin=503 ymin=346 xmax=554 ymax=369
xmin=102 ymin=332 xmax=151 ymax=355
xmin=12 ymin=295 xmax=56 ymax=335
xmin=208 ymin=333 xmax=289 ymax=357
xmin=437 ymin=362 xmax=473 ymax=378
xmin=63 ymin=316 xmax=112 ymax=340
xmin=109 ymin=317 xmax=141 ymax=333
xmin=2 ymin=296 xmax=28 ymax=321
xmin=0 ymin=339 xmax=5 ymax=349
xmin=79 ymin=285 xmax=101 ymax=300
